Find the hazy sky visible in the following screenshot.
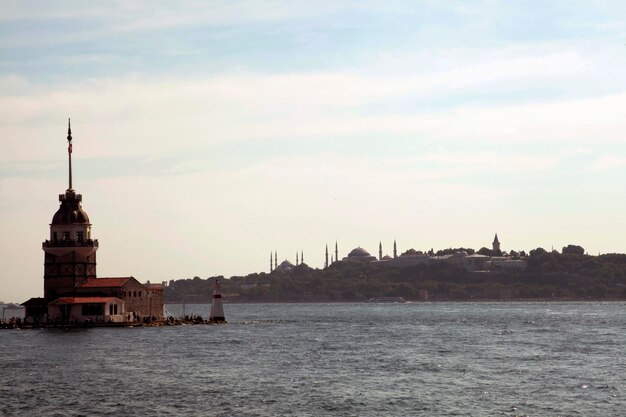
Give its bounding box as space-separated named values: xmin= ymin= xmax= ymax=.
xmin=2 ymin=1 xmax=626 ymax=301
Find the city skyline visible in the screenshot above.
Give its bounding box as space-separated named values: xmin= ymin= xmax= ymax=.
xmin=2 ymin=1 xmax=626 ymax=301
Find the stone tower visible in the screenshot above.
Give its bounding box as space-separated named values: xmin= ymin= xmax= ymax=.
xmin=492 ymin=233 xmax=501 ymax=255
xmin=42 ymin=120 xmax=98 ymax=299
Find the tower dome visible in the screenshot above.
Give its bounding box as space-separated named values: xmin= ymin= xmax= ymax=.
xmin=51 ymin=191 xmax=90 ymax=225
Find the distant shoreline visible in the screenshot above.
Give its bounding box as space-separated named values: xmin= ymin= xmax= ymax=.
xmin=165 ymin=297 xmax=626 ymax=305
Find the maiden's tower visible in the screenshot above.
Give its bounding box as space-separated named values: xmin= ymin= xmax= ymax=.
xmin=22 ymin=121 xmax=163 ymax=324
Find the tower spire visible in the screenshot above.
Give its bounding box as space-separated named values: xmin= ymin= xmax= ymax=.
xmin=379 ymin=241 xmax=382 ymax=260
xmin=335 ymin=241 xmax=338 ymax=263
xmin=492 ymin=233 xmax=501 ymax=254
xmin=67 ymin=118 xmax=73 ymax=191
xmin=393 ymin=239 xmax=397 ymax=258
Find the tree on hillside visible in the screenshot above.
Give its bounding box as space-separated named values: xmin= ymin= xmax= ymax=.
xmin=529 ymin=247 xmax=547 ymax=257
xmin=436 ymin=247 xmax=476 ymax=256
xmin=477 ymin=247 xmax=493 ymax=256
xmin=562 ymin=245 xmax=585 ymax=255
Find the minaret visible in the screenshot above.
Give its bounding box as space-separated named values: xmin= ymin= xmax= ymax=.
xmin=270 ymin=252 xmax=273 ymax=272
xmin=393 ymin=239 xmax=397 ymax=258
xmin=335 ymin=241 xmax=338 ymax=263
xmin=325 ymin=244 xmax=329 ymax=268
xmin=209 ymin=278 xmax=226 ymax=322
xmin=43 ymin=120 xmax=98 ymax=299
xmin=296 ymin=252 xmax=299 ymax=266
xmin=493 ymin=234 xmax=501 ymax=255
xmin=275 ymin=251 xmax=277 ymax=269
xmin=379 ymin=241 xmax=383 ymax=260
xmin=301 ymin=250 xmax=304 ymax=265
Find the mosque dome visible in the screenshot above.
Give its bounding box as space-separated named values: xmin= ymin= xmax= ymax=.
xmin=343 ymin=246 xmax=377 ymax=263
xmin=276 ymin=260 xmax=295 ymax=273
xmin=348 ymin=247 xmax=371 ymax=257
xmin=51 ymin=192 xmax=90 ymax=225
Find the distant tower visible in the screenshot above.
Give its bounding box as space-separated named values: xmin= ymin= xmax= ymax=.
xmin=335 ymin=241 xmax=338 ymax=263
xmin=270 ymin=252 xmax=273 ymax=272
xmin=275 ymin=251 xmax=277 ymax=269
xmin=301 ymin=250 xmax=304 ymax=265
xmin=379 ymin=241 xmax=383 ymax=260
xmin=493 ymin=234 xmax=501 ymax=255
xmin=296 ymin=252 xmax=299 ymax=266
xmin=209 ymin=278 xmax=225 ymax=322
xmin=393 ymin=240 xmax=397 ymax=258
xmin=43 ymin=120 xmax=98 ymax=299
xmin=325 ymin=244 xmax=329 ymax=268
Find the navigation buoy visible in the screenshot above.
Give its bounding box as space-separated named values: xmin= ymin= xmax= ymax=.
xmin=209 ymin=279 xmax=226 ymax=323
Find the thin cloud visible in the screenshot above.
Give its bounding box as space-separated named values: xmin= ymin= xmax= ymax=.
xmin=584 ymin=155 xmax=626 ymax=172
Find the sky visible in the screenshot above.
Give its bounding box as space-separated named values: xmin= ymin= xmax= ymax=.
xmin=2 ymin=1 xmax=626 ymax=301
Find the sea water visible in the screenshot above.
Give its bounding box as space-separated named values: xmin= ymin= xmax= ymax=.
xmin=1 ymin=302 xmax=624 ymax=416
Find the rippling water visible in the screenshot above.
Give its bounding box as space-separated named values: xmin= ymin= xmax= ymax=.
xmin=1 ymin=302 xmax=624 ymax=416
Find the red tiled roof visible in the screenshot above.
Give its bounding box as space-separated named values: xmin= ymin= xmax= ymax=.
xmin=77 ymin=277 xmax=131 ymax=288
xmin=49 ymin=296 xmax=119 ymax=305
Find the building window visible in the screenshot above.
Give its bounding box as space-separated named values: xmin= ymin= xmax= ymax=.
xmin=53 ymin=232 xmax=58 ymax=241
xmin=62 ymin=231 xmax=70 ymax=241
xmin=133 ymin=291 xmax=136 ymax=297
xmin=77 ymin=231 xmax=83 ymax=241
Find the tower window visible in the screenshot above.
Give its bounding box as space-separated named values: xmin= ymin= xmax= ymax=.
xmin=53 ymin=232 xmax=58 ymax=241
xmin=62 ymin=232 xmax=70 ymax=241
xmin=77 ymin=231 xmax=83 ymax=241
